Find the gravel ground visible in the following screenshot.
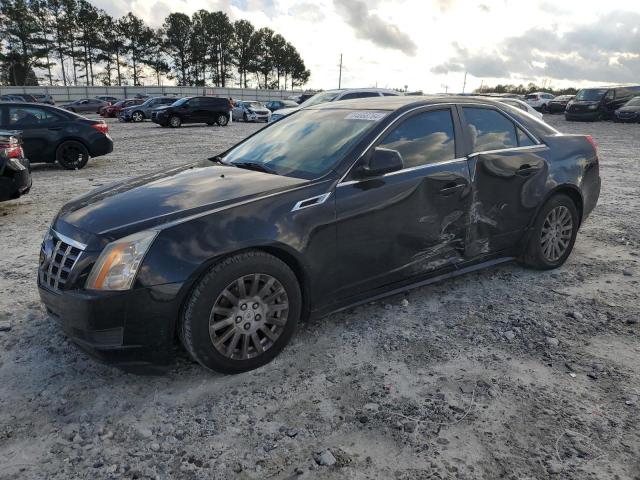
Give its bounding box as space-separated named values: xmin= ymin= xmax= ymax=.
xmin=0 ymin=114 xmax=638 ymax=480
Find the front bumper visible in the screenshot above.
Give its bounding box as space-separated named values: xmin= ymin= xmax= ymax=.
xmin=39 ymin=281 xmax=184 ymax=372
xmin=0 ymin=157 xmax=31 ymax=201
xmin=614 ymin=113 xmax=639 ymax=122
xmin=565 ymin=111 xmax=601 ymax=121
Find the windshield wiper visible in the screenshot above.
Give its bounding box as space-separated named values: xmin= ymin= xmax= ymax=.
xmin=208 ymin=155 xmax=227 ymax=165
xmin=231 ymin=161 xmax=278 ymax=175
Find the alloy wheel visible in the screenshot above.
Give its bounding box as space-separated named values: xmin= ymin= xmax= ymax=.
xmin=540 ymin=206 xmax=573 ymax=262
xmin=59 ymin=144 xmax=86 ymax=168
xmin=209 ymin=273 xmax=289 ymax=360
xmin=169 ymin=116 xmax=181 ymax=127
xmin=218 ymin=114 xmax=228 ymax=126
xmin=132 ymin=112 xmax=143 ymax=122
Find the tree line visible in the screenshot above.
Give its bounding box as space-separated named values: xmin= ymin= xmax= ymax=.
xmin=475 ymin=83 xmax=578 ymax=96
xmin=0 ymin=0 xmax=311 ymax=89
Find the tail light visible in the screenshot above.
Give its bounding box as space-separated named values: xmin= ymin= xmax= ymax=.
xmin=91 ymin=122 xmax=109 ymax=135
xmin=586 ymin=135 xmax=598 ymax=151
xmin=0 ymin=144 xmax=24 ymax=159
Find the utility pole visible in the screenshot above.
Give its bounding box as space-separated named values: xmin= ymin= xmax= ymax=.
xmin=338 ymin=54 xmax=343 ymax=89
xmin=462 ymin=71 xmax=467 ymax=94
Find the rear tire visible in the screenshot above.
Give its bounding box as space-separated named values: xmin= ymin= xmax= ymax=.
xmin=521 ymin=194 xmax=579 ymax=270
xmin=181 ymin=251 xmax=301 ymax=374
xmin=56 ymin=140 xmax=89 ymax=170
xmin=216 ymin=113 xmax=229 ymax=126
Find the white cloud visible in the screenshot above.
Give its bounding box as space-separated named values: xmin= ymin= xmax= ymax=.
xmin=88 ymin=0 xmax=640 ymax=92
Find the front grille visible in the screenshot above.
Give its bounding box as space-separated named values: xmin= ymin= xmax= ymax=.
xmin=39 ymin=237 xmax=83 ymax=291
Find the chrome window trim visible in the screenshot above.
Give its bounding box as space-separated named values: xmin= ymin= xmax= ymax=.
xmin=467 ymin=144 xmax=547 ymax=158
xmin=337 ymin=103 xmax=460 ymax=185
xmin=51 ymin=229 xmax=87 ymax=250
xmin=291 ymin=192 xmax=332 ymax=211
xmin=338 ymin=157 xmax=468 ymax=188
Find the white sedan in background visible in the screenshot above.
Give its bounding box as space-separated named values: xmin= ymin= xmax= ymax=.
xmin=499 ymin=97 xmax=545 ymax=120
xmin=232 ymin=101 xmax=271 ymax=122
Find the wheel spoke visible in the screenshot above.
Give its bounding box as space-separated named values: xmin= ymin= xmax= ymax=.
xmin=221 ymin=288 xmax=239 ymax=306
xmin=267 ymin=303 xmax=288 ymax=314
xmin=263 ymin=288 xmax=284 ymax=305
xmin=227 ymin=331 xmax=242 ymax=356
xmin=214 ymin=327 xmax=235 ymax=347
xmin=249 ymin=273 xmax=261 ymax=296
xmin=210 ymin=316 xmax=235 ymax=331
xmin=237 ymin=277 xmax=247 ymax=298
xmin=259 ymin=326 xmax=278 ymax=342
xmin=251 ymin=333 xmax=264 ymax=354
xmin=258 ymin=277 xmax=275 ymax=297
xmin=267 ymin=315 xmax=287 ymax=327
xmin=241 ymin=334 xmax=250 ymax=359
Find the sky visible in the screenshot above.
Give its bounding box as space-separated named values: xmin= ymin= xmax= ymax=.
xmin=90 ymin=0 xmax=640 ymax=92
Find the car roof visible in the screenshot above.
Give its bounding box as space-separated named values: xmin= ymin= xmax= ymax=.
xmin=308 ymin=95 xmax=516 ymax=111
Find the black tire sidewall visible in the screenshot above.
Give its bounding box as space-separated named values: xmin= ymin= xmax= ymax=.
xmin=169 ymin=115 xmax=181 ymax=128
xmin=182 ymin=252 xmax=301 ymax=374
xmin=524 ymin=194 xmax=579 ymax=269
xmin=216 ymin=114 xmax=229 ymax=126
xmin=56 ymin=141 xmax=89 ymax=170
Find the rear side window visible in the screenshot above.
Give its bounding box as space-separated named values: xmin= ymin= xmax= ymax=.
xmin=378 ymin=109 xmax=456 ymax=168
xmin=517 ymin=128 xmax=536 ymax=147
xmin=463 ymin=107 xmax=517 ymax=152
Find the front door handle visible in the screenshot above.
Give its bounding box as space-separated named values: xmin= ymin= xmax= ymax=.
xmin=438 ymin=182 xmax=466 ymax=195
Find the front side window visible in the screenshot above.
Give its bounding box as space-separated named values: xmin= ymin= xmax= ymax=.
xmin=575 ymin=89 xmax=607 ymax=101
xmin=463 ymin=107 xmax=518 ymax=152
xmin=224 ymin=109 xmax=387 ymax=179
xmin=377 ymin=109 xmax=456 ymax=169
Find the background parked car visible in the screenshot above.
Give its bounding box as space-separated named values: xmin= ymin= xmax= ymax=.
xmin=232 ymin=101 xmax=271 ymax=122
xmin=0 ymin=130 xmax=31 ymax=202
xmin=61 ymin=98 xmax=108 ymax=113
xmin=0 ymin=95 xmax=23 ymax=102
xmin=288 ymin=93 xmax=314 ymax=104
xmin=566 ymin=86 xmax=640 ymax=121
xmin=95 ymin=96 xmax=119 ymax=104
xmin=119 ymin=96 xmax=179 ymax=122
xmin=33 ymin=93 xmax=56 ymax=105
xmin=101 ymin=98 xmax=144 ymax=118
xmin=547 ymin=95 xmax=574 ymax=114
xmin=0 ymin=103 xmax=113 ymax=170
xmin=264 ymin=99 xmax=299 ymax=112
xmin=269 ymin=88 xmax=401 ymax=122
xmin=151 ymin=96 xmax=232 ymax=128
xmin=497 ymin=98 xmax=544 ymax=120
xmin=524 ymin=92 xmax=555 ymax=112
xmin=614 ymin=96 xmax=640 ymax=123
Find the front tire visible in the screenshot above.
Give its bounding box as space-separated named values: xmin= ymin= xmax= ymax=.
xmin=132 ymin=111 xmax=144 ymax=122
xmin=181 ymin=251 xmax=301 ymax=374
xmin=522 ymin=194 xmax=579 ymax=270
xmin=169 ymin=115 xmax=181 ymax=128
xmin=56 ymin=140 xmax=89 ymax=170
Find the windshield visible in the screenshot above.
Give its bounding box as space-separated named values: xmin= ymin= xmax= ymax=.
xmin=224 ymin=109 xmax=387 ymax=179
xmin=172 ymin=97 xmax=190 ymax=107
xmin=575 ymin=89 xmax=607 ymax=101
xmin=245 ymin=102 xmax=263 ymax=108
xmin=625 ymin=96 xmax=640 ymax=106
xmin=298 ymin=91 xmax=341 ymax=108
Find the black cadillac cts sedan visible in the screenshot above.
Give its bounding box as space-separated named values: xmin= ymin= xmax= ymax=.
xmin=38 ymin=96 xmax=601 ymax=374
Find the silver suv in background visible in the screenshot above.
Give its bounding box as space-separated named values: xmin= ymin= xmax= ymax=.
xmin=525 ymin=92 xmax=555 ymax=112
xmin=269 ymin=88 xmax=401 ymax=122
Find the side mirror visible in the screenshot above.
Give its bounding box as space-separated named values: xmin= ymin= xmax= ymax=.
xmin=358 ymin=147 xmax=403 ymax=178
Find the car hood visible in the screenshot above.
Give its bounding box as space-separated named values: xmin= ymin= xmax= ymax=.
xmin=272 ymin=106 xmax=300 ymax=116
xmin=55 ymin=161 xmax=308 ymax=238
xmin=617 ymin=106 xmax=640 ymax=112
xmin=153 ymin=105 xmax=171 ymax=111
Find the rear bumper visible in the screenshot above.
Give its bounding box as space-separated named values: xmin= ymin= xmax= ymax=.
xmin=38 ymin=281 xmax=184 ymax=372
xmin=89 ymin=135 xmax=113 ymax=158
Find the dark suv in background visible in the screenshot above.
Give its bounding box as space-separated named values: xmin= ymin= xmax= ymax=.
xmin=151 ymin=96 xmax=231 ymax=127
xmin=119 ymin=96 xmax=178 ymax=122
xmin=565 ymin=85 xmax=640 ymax=121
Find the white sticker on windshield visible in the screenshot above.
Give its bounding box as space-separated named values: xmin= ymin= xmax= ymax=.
xmin=345 ymin=112 xmax=386 ymax=121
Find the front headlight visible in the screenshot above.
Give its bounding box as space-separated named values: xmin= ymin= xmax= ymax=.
xmin=86 ymin=230 xmax=158 ymax=290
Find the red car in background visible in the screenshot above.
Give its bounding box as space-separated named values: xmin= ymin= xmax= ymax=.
xmin=100 ymin=98 xmax=144 ymax=118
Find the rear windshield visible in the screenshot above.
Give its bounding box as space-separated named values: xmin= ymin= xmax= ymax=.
xmin=575 ymin=89 xmax=607 ymax=101
xmin=223 ymin=109 xmax=388 ymax=179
